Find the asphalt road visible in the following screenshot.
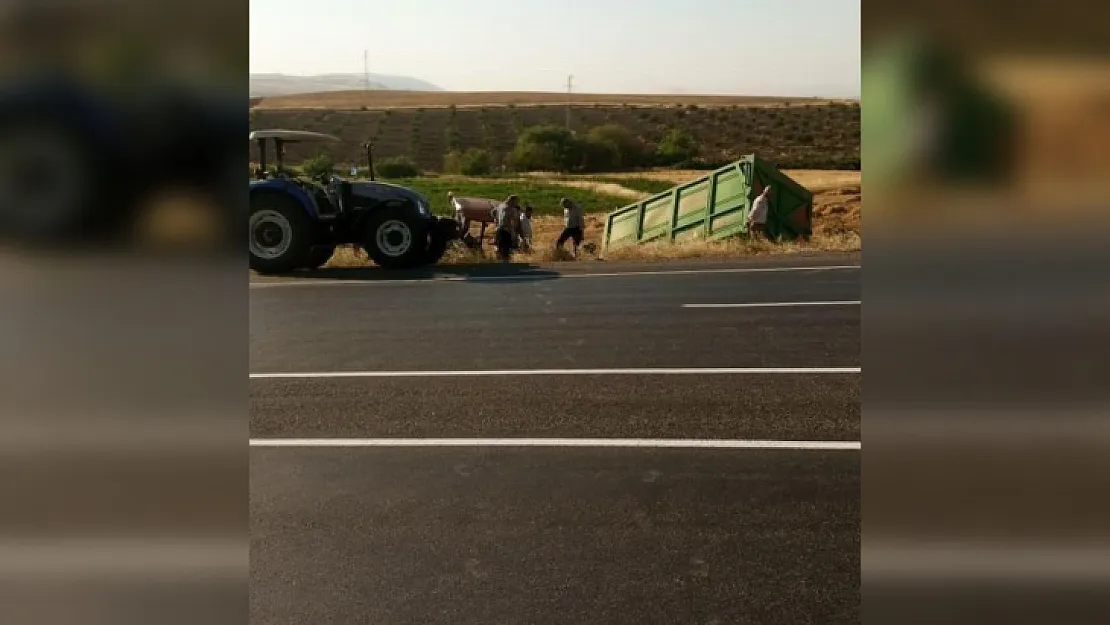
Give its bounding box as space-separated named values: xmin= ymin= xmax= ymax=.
xmin=250 ymin=255 xmax=861 ymax=625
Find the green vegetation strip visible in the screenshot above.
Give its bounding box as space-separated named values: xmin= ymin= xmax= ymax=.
xmin=589 ymin=176 xmax=676 ymax=195
xmin=384 ymin=177 xmax=633 ymax=217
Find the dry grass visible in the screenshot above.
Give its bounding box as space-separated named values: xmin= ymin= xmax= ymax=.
xmin=622 ymin=168 xmax=861 ymax=191
xmin=599 ymin=231 xmax=860 ymax=261
xmin=812 ymin=182 xmax=861 ymax=235
xmin=325 ymin=228 xmax=858 ymax=268
xmin=251 ymin=90 xmax=848 ymax=111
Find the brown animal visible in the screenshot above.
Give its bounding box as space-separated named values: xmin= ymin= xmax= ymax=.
xmin=449 ymin=192 xmax=500 ymax=247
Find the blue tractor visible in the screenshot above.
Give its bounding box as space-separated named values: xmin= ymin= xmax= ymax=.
xmin=249 ymin=129 xmax=458 ymax=273
xmin=0 ymin=74 xmax=241 ymax=248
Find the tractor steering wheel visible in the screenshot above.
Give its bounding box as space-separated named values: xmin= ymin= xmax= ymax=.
xmin=324 ymin=175 xmax=345 ymax=212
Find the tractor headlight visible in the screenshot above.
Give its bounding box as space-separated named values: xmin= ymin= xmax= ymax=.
xmin=416 ymin=198 xmax=430 ymax=216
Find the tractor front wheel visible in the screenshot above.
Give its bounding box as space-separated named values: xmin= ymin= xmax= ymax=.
xmin=363 ymin=205 xmax=428 ymax=270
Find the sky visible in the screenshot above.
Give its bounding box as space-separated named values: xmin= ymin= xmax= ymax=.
xmin=250 ymin=0 xmax=860 ymax=98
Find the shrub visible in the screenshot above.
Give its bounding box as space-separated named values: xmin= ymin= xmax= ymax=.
xmin=508 ymin=124 xmax=582 ymax=172
xmin=509 ymin=141 xmax=563 ymax=172
xmin=376 ymin=156 xmax=421 ymax=178
xmin=585 ymin=124 xmax=649 ymax=169
xmin=301 ymin=153 xmax=334 ymax=178
xmin=654 ymin=128 xmax=698 ymax=165
xmin=443 ymin=148 xmax=494 ymax=175
xmin=444 ymin=124 xmax=461 ymax=151
xmin=577 ymin=136 xmax=621 ymax=173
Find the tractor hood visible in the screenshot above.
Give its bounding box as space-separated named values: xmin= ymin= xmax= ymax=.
xmin=349 ymin=181 xmax=430 ymax=212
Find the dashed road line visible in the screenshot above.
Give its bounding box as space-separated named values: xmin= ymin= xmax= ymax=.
xmin=250 ymin=438 xmax=861 ymax=450
xmin=249 ymin=366 xmax=862 ymax=379
xmin=683 ymin=300 xmax=861 ymax=309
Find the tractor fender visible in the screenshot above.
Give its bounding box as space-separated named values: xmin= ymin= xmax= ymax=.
xmin=249 ymin=180 xmax=317 ymax=219
xmin=0 ymin=75 xmax=124 ymax=154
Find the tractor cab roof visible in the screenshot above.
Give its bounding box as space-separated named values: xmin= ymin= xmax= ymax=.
xmin=250 ymin=129 xmax=342 ymax=181
xmin=249 ymin=129 xmax=340 ymax=143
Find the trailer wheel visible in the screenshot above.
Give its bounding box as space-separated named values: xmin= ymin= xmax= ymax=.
xmin=363 ymin=204 xmax=428 ymax=270
xmin=249 ymin=193 xmax=311 ymax=274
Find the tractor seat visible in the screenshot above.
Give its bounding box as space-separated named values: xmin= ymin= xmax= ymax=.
xmin=326 ymin=179 xmax=353 ymax=214
xmin=312 ymin=186 xmax=338 ymax=217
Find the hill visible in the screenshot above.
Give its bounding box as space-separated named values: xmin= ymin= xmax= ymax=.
xmin=249 ymin=73 xmax=444 ymax=97
xmin=250 ymin=90 xmax=845 ymax=110
xmin=249 ymin=95 xmax=861 ymax=172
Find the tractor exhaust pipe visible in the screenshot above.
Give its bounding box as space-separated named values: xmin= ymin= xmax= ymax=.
xmin=363 ymin=141 xmax=376 ymax=181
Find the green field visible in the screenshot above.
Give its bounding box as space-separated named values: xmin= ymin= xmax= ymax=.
xmin=583 ymin=176 xmax=676 ymax=196
xmin=381 ymin=177 xmax=635 ymax=217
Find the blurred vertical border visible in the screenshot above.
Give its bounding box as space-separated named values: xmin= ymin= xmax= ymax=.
xmin=0 ymin=2 xmax=246 ymax=625
xmin=864 ymin=1 xmax=1110 ymax=624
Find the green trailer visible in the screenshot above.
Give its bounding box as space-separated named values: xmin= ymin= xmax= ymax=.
xmin=602 ymin=155 xmax=813 ymax=250
xmin=862 ymin=37 xmax=1016 ymax=192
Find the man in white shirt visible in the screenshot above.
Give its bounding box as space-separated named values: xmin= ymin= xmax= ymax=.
xmin=556 ymin=197 xmax=586 ymax=258
xmin=747 ymin=185 xmax=772 ymax=238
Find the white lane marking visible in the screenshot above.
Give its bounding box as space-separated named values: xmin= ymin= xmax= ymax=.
xmin=0 ymin=539 xmax=245 ymax=579
xmin=250 ymin=438 xmax=861 ymax=450
xmin=683 ymin=300 xmax=861 ymax=309
xmin=250 ymin=367 xmax=861 ymax=379
xmin=864 ymin=543 xmax=1110 ymax=582
xmin=249 ymin=264 xmax=861 ymax=288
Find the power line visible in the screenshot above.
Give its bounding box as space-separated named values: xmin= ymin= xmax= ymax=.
xmin=566 ymin=74 xmax=573 ymax=130
xmin=363 ymin=50 xmax=370 ymax=90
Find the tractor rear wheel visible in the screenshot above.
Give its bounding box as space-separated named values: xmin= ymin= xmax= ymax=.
xmin=249 ymin=193 xmax=311 ymax=274
xmin=362 ymin=204 xmax=428 ymax=270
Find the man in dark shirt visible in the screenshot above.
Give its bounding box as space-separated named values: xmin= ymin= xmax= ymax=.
xmin=492 ymin=194 xmax=521 ymax=261
xmin=556 ymin=197 xmax=585 ymax=258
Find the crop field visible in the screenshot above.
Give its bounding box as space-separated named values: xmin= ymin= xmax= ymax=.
xmin=249 ymin=93 xmax=860 ymax=173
